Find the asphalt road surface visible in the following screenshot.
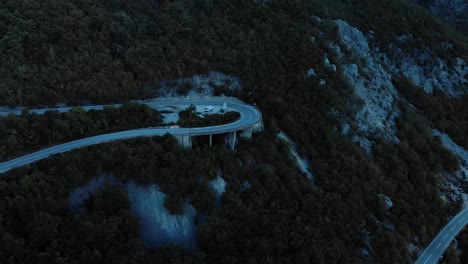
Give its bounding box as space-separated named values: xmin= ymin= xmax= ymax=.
xmin=415 ymin=208 xmax=468 ymax=264
xmin=0 ymin=99 xmax=262 ymax=173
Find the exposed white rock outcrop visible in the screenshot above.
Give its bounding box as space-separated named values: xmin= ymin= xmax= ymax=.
xmin=69 ymin=176 xmax=199 ymax=250
xmin=277 ymin=132 xmax=315 ymax=184
xmin=127 ymin=183 xmax=198 ymax=250
xmin=334 ymin=19 xmax=400 ymax=142
xmin=332 ymin=19 xmax=466 ymax=147
xmin=305 ymin=68 xmax=317 ymax=78
xmin=210 ymin=175 xmax=227 ymax=197
xmin=323 ymin=56 xmax=337 ymax=72
xmin=383 ymin=195 xmax=394 ymax=209
xmin=209 ymin=174 xmax=227 ymax=207
xmin=377 ymin=42 xmax=467 ymax=97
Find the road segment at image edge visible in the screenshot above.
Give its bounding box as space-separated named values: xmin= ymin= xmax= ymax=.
xmin=415 ymin=208 xmax=468 ymax=264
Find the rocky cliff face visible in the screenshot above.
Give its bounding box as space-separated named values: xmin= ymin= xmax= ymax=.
xmin=380 ymin=41 xmax=467 ymax=97
xmin=327 ymin=19 xmax=467 ymax=142
xmin=334 ymin=19 xmax=401 ymax=144
xmin=323 ymin=16 xmax=467 ymax=259
xmin=307 ymin=17 xmax=467 ymax=155
xmin=319 ymin=18 xmax=467 ymax=208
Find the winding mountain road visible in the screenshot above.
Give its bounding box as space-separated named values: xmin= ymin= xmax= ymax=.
xmin=0 ymin=99 xmax=262 ymax=174
xmin=4 ymin=98 xmax=465 ymax=264
xmin=415 ymin=208 xmax=468 ymax=264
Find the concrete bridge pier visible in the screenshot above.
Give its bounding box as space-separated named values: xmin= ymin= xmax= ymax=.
xmin=241 ymin=127 xmax=253 ymax=139
xmin=176 ymin=135 xmax=192 ymax=148
xmin=252 ymin=122 xmax=264 ymax=133
xmin=228 ymin=131 xmax=237 ymax=150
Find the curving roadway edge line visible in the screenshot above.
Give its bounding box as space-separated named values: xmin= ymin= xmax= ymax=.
xmin=415 ymin=208 xmax=468 ymax=264
xmin=0 ymin=100 xmax=262 ymax=174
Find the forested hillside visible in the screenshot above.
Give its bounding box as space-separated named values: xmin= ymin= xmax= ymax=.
xmin=0 ymin=103 xmax=162 ymax=161
xmin=0 ymin=0 xmax=467 ymax=263
xmin=1 ymin=0 xmax=466 ymax=107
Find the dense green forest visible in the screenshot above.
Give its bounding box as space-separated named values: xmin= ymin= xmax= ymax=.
xmin=0 ymin=103 xmax=162 ymax=161
xmin=0 ymin=0 xmax=466 ymax=107
xmin=0 ymin=0 xmax=467 ymax=263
